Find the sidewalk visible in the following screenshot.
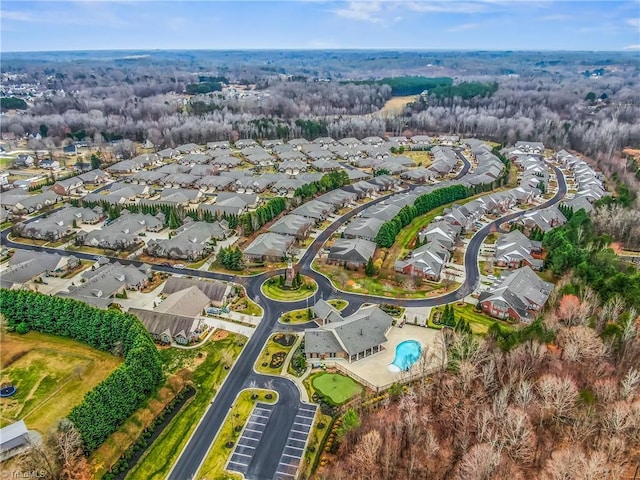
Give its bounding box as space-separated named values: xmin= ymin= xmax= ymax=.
xmin=200 ymin=316 xmax=255 ymax=338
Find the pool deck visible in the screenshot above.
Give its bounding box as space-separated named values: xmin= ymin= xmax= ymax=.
xmin=323 ymin=325 xmax=444 ymax=389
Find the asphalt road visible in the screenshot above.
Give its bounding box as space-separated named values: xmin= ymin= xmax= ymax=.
xmin=1 ymin=154 xmax=568 ymax=480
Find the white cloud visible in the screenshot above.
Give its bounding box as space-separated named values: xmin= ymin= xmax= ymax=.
xmin=447 ymin=22 xmax=482 ymax=32
xmin=405 ymin=1 xmax=488 ymax=14
xmin=334 ymin=1 xmax=384 ymax=23
xmin=623 ymin=44 xmax=640 ymax=50
xmin=627 ymin=18 xmax=640 ymax=28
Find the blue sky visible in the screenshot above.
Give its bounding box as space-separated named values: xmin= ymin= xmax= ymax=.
xmin=1 ymin=1 xmax=639 ymax=52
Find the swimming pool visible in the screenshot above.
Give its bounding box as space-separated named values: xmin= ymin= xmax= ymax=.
xmin=387 ymin=340 xmax=422 ymax=373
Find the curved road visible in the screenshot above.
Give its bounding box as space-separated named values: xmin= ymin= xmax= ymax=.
xmin=1 ymin=155 xmax=566 ymax=480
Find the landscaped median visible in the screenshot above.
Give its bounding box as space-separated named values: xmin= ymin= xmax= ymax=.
xmin=261 ymin=274 xmax=317 ymax=302
xmin=195 ymin=388 xmax=278 ymax=480
xmin=255 ymin=333 xmax=299 ymax=375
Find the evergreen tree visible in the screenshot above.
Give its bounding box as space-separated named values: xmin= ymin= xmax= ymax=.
xmin=365 ymin=257 xmax=375 ymax=277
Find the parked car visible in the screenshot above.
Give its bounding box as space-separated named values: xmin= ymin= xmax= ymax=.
xmin=174 ymin=264 xmax=185 ymax=269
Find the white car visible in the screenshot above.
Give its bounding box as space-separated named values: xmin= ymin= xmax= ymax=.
xmin=173 ymin=264 xmax=185 ymax=269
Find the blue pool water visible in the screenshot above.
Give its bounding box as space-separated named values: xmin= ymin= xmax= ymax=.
xmin=388 ymin=340 xmax=422 ymax=372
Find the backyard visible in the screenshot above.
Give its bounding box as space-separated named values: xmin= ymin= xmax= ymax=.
xmin=0 ymin=329 xmax=121 ymax=434
xmin=430 ymin=303 xmax=516 ymax=335
xmin=309 ymin=372 xmax=362 ymax=405
xmin=123 ymin=331 xmax=245 ymax=480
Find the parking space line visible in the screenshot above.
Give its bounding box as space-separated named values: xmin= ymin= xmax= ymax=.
xmin=233 ymin=452 xmax=252 ymax=458
xmin=293 ymin=421 xmax=310 ymax=427
xmin=282 ymin=453 xmax=301 ymax=460
xmin=228 ymin=460 xmax=248 ymax=467
xmin=285 ymin=445 xmax=305 ymax=452
xmin=290 ymin=429 xmax=309 ymax=434
xmin=244 ymin=427 xmax=263 ymax=433
xmin=237 ymin=443 xmax=256 ymax=449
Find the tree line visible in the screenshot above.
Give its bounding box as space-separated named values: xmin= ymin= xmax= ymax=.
xmin=375 ymin=184 xmax=470 ymax=248
xmin=294 ymin=170 xmax=350 ymax=202
xmin=0 ymin=289 xmax=163 ymax=453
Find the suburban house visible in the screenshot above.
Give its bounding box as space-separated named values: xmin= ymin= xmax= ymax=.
xmin=361 ymin=203 xmax=402 ymax=222
xmin=514 ymin=141 xmax=545 ymax=155
xmin=305 ymin=303 xmax=394 ymax=363
xmin=78 ymin=169 xmax=110 ymax=185
xmin=58 ymin=263 xmax=152 ymax=308
xmin=40 ymin=159 xmax=60 ymax=169
xmin=411 ymin=135 xmax=433 ymax=146
xmin=243 ymin=232 xmax=295 ymax=262
xmin=395 ymin=240 xmax=450 ymax=281
xmin=146 ymin=220 xmax=228 ymax=260
xmin=292 ymin=200 xmax=333 ymax=221
xmin=158 ymin=148 xmax=179 ymax=160
xmin=130 ymin=308 xmax=205 ymax=345
xmin=328 ymin=238 xmax=376 ymax=268
xmin=14 ymin=154 xmax=34 ymax=168
xmin=175 ymin=143 xmax=202 ymax=154
xmin=478 ymin=266 xmax=554 ymax=322
xmin=520 ymin=206 xmax=567 ymax=232
xmin=10 ymin=190 xmax=60 ymax=214
xmin=343 ymin=217 xmax=385 ymax=242
xmin=316 ymin=189 xmax=358 ymax=209
xmin=162 ymin=276 xmax=231 ymax=307
xmin=268 ymin=214 xmax=315 ymax=240
xmin=51 ymin=176 xmax=84 ymax=196
xmin=417 ymin=220 xmax=461 ymax=249
xmin=78 ymin=211 xmax=163 ymax=250
xmin=494 ymin=230 xmax=543 ymax=270
xmin=1 ymin=251 xmax=80 ymax=289
xmin=13 ymin=206 xmax=103 ymax=240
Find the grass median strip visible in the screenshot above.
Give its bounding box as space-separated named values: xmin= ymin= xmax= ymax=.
xmin=125 ymin=332 xmax=245 ymax=480
xmin=255 ymin=333 xmax=298 ymax=375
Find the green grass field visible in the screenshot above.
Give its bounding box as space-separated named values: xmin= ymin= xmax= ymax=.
xmin=311 ymin=373 xmax=362 ymax=405
xmin=125 ymin=332 xmax=245 ymax=480
xmin=261 ymin=276 xmax=317 ymax=301
xmin=0 ymin=330 xmax=121 ymax=434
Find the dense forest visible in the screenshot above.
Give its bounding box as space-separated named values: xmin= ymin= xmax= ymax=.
xmin=0 ymin=290 xmax=163 ymax=453
xmin=2 ymin=51 xmax=638 ymax=194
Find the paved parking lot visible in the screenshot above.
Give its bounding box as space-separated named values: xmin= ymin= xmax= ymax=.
xmin=273 ymin=403 xmax=317 ymax=480
xmin=227 ymin=403 xmax=275 ymax=477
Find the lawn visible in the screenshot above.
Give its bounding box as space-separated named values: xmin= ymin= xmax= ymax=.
xmin=209 ymin=257 xmax=266 ymax=276
xmin=261 ymin=276 xmax=317 ymax=301
xmin=378 ymin=95 xmax=418 ymax=116
xmin=299 ymin=412 xmax=332 ymax=479
xmin=311 ymin=373 xmax=362 ymax=405
xmin=430 ymin=303 xmax=516 ymax=335
xmin=314 ymin=259 xmax=459 ymax=299
xmin=124 ymin=332 xmax=246 ymax=480
xmin=255 ymin=333 xmax=298 ymax=375
xmin=229 ymin=286 xmax=263 ymax=317
xmin=195 ymin=389 xmax=278 ymax=480
xmin=403 ymin=150 xmax=432 ymax=167
xmin=280 ymin=307 xmax=314 ymax=324
xmin=327 ymin=299 xmax=348 ymax=311
xmin=0 ymin=330 xmax=121 ymax=434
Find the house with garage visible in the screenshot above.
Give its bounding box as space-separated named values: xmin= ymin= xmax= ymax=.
xmin=13 ymin=154 xmax=34 ymax=168
xmin=78 ymin=211 xmax=163 ymax=250
xmin=78 ymin=169 xmax=110 ymax=185
xmin=395 ymin=240 xmax=450 ymax=281
xmin=11 ymin=190 xmax=60 ymax=214
xmin=162 ymin=276 xmax=231 ymax=307
xmin=268 ymin=214 xmax=315 ymax=240
xmin=235 ymin=139 xmax=258 ymax=149
xmin=1 ymin=251 xmax=80 ymax=289
xmin=146 ymin=220 xmax=228 ymax=260
xmin=514 ymin=141 xmax=545 ymax=155
xmin=13 ymin=206 xmax=103 ymax=240
xmin=328 ymin=237 xmax=376 ymax=268
xmin=51 ymin=176 xmax=84 ymax=196
xmin=243 ymin=232 xmax=295 ymax=262
xmin=520 ymin=206 xmax=567 ymax=232
xmin=158 ymin=148 xmax=179 ymax=160
xmin=343 ymin=217 xmax=385 ymax=242
xmin=417 ymin=220 xmax=461 ymax=249
xmin=278 ymin=160 xmax=307 ymax=175
xmin=132 ymin=308 xmax=205 ymax=345
xmin=316 ymin=189 xmax=358 ymax=209
xmin=176 ymin=143 xmax=202 ymax=154
xmin=207 ymin=141 xmax=231 ymax=151
xmin=361 ymin=203 xmax=402 ymax=222
xmin=0 ymin=420 xmax=32 ymax=460
xmin=305 ymin=304 xmax=394 ymax=363
xmin=292 ymin=200 xmax=333 ymax=221
xmin=478 ymin=266 xmax=554 ymax=322
xmin=58 ymin=263 xmax=152 ymax=308
xmin=494 ymin=230 xmax=543 ymax=270
xmin=411 ymin=135 xmax=433 ymax=146
xmin=288 ymin=138 xmax=310 ymax=149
